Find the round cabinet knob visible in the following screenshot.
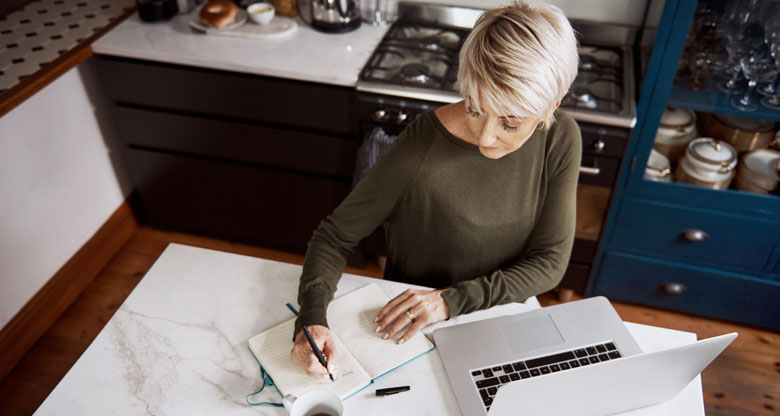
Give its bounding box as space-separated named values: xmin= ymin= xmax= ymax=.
xmin=679 ymin=229 xmax=709 ymax=242
xmin=396 ymin=111 xmax=408 ymax=123
xmin=592 ymin=139 xmax=606 ymax=152
xmin=660 ymin=282 xmax=687 ymax=295
xmin=373 ymin=109 xmax=387 ymax=121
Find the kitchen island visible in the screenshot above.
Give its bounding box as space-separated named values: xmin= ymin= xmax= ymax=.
xmin=33 ymin=243 xmax=706 ymax=415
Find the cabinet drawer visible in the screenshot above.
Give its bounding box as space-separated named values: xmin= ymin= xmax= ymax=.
xmin=609 ymin=199 xmax=780 ymax=272
xmin=593 ymin=251 xmax=780 ymax=331
xmin=115 ymin=106 xmax=358 ymax=179
xmin=579 ymin=122 xmax=628 ymax=158
xmin=95 ymin=56 xmax=357 ymax=136
xmin=126 ymin=148 xmax=352 ymax=253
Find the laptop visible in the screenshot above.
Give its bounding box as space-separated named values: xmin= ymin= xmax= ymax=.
xmin=432 ymin=296 xmax=737 ymax=415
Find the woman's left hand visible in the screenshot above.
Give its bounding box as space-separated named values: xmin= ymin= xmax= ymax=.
xmin=374 ymin=288 xmax=449 ymax=344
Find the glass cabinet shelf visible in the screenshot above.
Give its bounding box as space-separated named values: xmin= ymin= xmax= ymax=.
xmin=668 ymin=85 xmax=780 ymax=122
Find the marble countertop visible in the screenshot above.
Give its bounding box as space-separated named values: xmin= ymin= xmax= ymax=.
xmin=34 ymin=244 xmax=703 ymax=415
xmin=91 ymin=12 xmax=390 ymax=87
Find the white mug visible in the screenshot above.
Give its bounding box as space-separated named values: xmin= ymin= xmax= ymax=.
xmin=283 ymin=390 xmax=344 ymax=416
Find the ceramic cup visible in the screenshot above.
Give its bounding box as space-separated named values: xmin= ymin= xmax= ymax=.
xmin=283 ymin=390 xmax=343 ymax=416
xmin=248 ymin=2 xmax=275 ymax=25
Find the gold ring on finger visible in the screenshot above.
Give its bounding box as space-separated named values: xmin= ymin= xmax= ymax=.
xmin=405 ymin=310 xmax=416 ymax=323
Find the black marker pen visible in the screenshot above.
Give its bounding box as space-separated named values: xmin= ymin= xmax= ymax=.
xmin=376 ymin=386 xmax=411 ymax=396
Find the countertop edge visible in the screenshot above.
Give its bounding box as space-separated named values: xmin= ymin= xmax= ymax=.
xmin=0 ymin=6 xmax=137 ymax=119
xmin=88 ymin=46 xmax=360 ymax=88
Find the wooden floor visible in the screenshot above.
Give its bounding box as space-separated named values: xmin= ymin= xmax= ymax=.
xmin=0 ymin=226 xmax=778 ymax=415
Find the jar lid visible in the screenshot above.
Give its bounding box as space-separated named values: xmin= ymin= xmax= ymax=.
xmin=660 ymin=107 xmax=695 ymax=128
xmin=688 ymin=137 xmax=736 ymax=166
xmin=715 ymin=114 xmax=776 ymax=132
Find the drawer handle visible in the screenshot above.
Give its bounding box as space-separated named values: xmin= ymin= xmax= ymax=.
xmin=579 ymin=165 xmax=601 ymax=176
xmin=679 ymin=229 xmax=709 ymax=242
xmin=660 ymin=282 xmax=687 ymax=295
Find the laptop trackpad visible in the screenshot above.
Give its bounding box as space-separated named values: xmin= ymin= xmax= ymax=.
xmin=499 ymin=314 xmax=565 ymax=353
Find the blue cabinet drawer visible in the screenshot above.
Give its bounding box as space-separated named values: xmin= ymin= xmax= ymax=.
xmin=609 ymin=199 xmax=780 ymax=272
xmin=593 ymin=251 xmax=780 ymax=331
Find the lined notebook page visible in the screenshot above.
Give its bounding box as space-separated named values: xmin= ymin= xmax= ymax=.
xmin=328 ymin=283 xmax=435 ymax=379
xmin=247 ymin=318 xmax=372 ymax=400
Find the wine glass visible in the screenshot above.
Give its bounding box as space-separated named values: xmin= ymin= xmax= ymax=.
xmin=757 ymin=3 xmax=780 ymax=96
xmin=688 ymin=49 xmax=726 ymax=91
xmin=760 ymin=53 xmax=780 ymax=109
xmin=718 ymin=42 xmax=749 ymax=94
xmin=731 ymin=53 xmax=779 ymax=111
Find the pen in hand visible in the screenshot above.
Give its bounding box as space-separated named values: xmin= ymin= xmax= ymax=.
xmin=302 ymin=325 xmax=334 ymax=382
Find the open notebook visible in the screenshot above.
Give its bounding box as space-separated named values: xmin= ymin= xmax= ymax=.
xmin=248 ymin=283 xmax=435 ymax=400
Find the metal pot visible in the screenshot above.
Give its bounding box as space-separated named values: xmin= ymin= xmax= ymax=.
xmin=304 ymin=0 xmax=361 ymax=32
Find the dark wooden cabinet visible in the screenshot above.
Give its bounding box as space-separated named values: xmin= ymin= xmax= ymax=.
xmin=94 ymin=56 xmax=359 ymax=253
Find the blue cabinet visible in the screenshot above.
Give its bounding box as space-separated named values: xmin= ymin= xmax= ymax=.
xmin=594 ymin=252 xmax=780 ymax=330
xmin=588 ymin=0 xmax=780 ymax=331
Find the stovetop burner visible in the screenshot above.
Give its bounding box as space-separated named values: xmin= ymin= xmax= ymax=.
xmin=419 ymin=36 xmax=442 ymax=51
xmin=400 ymin=63 xmax=432 ymax=83
xmin=385 ymin=24 xmax=467 ymax=54
xmin=561 ymin=45 xmax=625 ymax=114
xmin=357 ymin=4 xmax=636 ymax=128
xmin=360 ymin=23 xmax=464 ymax=91
xmin=571 ymin=87 xmax=599 ymax=109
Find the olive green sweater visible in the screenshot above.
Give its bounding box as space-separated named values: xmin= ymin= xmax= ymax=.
xmin=295 ymin=110 xmax=581 ymax=334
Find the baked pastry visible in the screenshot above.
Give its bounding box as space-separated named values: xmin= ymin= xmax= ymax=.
xmin=199 ymin=0 xmax=239 ymax=28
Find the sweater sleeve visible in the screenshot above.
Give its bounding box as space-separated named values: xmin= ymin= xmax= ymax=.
xmin=441 ymin=114 xmax=582 ymax=316
xmin=293 ymin=120 xmax=430 ymax=336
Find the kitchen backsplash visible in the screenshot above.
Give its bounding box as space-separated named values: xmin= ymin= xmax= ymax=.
xmin=402 ymin=0 xmax=650 ymax=26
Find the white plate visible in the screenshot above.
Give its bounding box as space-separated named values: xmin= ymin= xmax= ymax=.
xmin=188 ymin=8 xmax=248 ymax=32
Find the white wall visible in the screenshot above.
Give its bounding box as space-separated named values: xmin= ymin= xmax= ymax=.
xmin=405 ymin=0 xmax=650 ymax=26
xmin=0 ymin=61 xmax=130 ymax=330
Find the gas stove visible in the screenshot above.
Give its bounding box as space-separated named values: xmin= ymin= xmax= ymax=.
xmin=357 ymin=3 xmax=637 ymax=129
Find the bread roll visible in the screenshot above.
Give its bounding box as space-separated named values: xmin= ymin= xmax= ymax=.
xmin=200 ymin=0 xmax=239 ymax=28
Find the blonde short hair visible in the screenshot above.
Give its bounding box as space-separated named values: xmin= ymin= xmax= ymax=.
xmin=458 ymin=2 xmax=579 ymax=129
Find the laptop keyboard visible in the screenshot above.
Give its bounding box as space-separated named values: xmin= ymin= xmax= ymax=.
xmin=470 ymin=341 xmax=622 ymax=412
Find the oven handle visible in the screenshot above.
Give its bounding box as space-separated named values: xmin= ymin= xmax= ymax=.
xmin=579 ymin=165 xmax=601 ymax=176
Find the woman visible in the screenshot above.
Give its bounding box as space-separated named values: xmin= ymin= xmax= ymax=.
xmin=291 ymin=1 xmax=581 ymax=377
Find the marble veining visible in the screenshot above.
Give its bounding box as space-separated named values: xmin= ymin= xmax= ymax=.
xmin=34 ymin=244 xmax=703 ymax=415
xmin=92 ymin=11 xmax=390 ymax=87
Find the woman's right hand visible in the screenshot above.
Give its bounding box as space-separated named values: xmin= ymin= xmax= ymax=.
xmin=290 ymin=325 xmax=338 ymax=378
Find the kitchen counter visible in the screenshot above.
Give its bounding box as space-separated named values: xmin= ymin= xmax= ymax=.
xmin=33 ymin=244 xmax=704 ymax=415
xmin=92 ymin=13 xmax=390 ymax=87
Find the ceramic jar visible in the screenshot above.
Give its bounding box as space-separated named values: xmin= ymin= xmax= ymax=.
xmin=644 ymin=148 xmax=672 ymax=182
xmin=675 ymin=137 xmax=737 ymax=189
xmin=653 ymin=107 xmax=698 ymax=163
xmin=735 ymin=149 xmax=780 ymax=194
